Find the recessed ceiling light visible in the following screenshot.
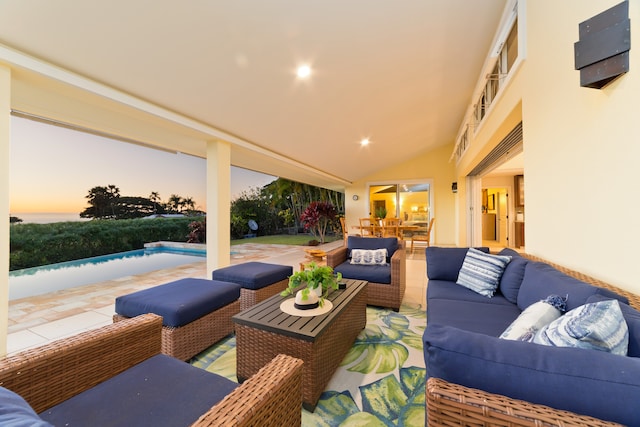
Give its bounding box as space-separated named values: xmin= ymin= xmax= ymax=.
xmin=360 ymin=138 xmax=370 ymax=146
xmin=297 ymin=65 xmax=311 ymax=79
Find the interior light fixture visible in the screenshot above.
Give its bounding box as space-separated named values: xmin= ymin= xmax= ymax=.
xmin=296 ymin=65 xmax=311 ymax=79
xmin=360 ymin=138 xmax=370 ymax=146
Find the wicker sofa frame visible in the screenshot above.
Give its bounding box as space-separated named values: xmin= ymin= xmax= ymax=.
xmin=326 ymin=239 xmax=406 ymax=311
xmin=426 ymin=253 xmax=640 ymax=427
xmin=0 ymin=313 xmax=304 ymax=427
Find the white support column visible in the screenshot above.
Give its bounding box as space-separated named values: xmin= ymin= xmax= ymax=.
xmin=0 ymin=65 xmax=11 ymax=356
xmin=206 ymin=139 xmax=231 ymax=275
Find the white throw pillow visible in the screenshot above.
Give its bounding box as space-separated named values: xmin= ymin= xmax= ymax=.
xmin=350 ymin=248 xmax=387 ymax=265
xmin=500 ymin=295 xmax=567 ymax=342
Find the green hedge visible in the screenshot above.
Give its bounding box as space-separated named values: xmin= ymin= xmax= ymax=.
xmin=9 ymin=217 xmax=203 ymax=271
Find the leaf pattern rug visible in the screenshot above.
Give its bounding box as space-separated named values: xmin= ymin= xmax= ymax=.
xmin=191 ymin=302 xmax=426 ymax=426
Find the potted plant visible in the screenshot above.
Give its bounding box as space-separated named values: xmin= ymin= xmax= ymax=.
xmin=281 ymin=263 xmax=342 ymax=306
xmin=375 ymin=206 xmax=387 ymax=220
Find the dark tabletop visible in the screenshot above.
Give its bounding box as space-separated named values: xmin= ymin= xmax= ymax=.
xmin=232 ymin=279 xmax=367 ymax=342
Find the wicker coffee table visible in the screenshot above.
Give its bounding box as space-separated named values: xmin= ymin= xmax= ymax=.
xmin=233 ymin=279 xmax=367 ymax=411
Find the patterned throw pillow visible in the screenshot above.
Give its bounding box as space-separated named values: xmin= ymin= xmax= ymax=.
xmin=350 ymin=248 xmax=387 ymax=265
xmin=456 ymin=248 xmax=512 ymax=297
xmin=500 ymin=295 xmax=567 ymax=342
xmin=533 ymin=299 xmax=629 ymax=356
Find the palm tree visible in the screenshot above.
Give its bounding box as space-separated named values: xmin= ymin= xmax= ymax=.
xmin=149 ymin=191 xmax=161 ymax=214
xmin=168 ymin=194 xmax=182 ymax=213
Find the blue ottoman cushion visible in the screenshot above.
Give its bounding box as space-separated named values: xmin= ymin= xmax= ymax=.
xmin=40 ymin=354 xmax=237 ymax=427
xmin=212 ymin=262 xmax=292 ymax=290
xmin=115 ymin=278 xmax=240 ymax=327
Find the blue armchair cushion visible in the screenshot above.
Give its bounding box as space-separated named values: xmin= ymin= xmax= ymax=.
xmin=0 ymin=387 xmax=53 ymax=427
xmin=115 ymin=278 xmax=241 ymax=327
xmin=212 ymin=262 xmax=292 ymax=290
xmin=456 ymin=248 xmax=511 ymax=297
xmin=517 ymin=261 xmax=628 ymax=311
xmin=424 ymin=324 xmax=640 ymax=426
xmin=334 ymin=262 xmax=391 ymax=284
xmin=426 ymin=247 xmax=490 ymax=282
xmin=40 ymin=354 xmax=237 ymax=427
xmin=347 ymin=236 xmax=397 ymax=262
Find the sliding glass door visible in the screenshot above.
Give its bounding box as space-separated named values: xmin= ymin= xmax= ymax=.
xmin=368 ymin=182 xmax=431 ymax=226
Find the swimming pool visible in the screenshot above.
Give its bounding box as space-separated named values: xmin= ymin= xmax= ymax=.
xmin=9 ymin=247 xmax=206 ymax=301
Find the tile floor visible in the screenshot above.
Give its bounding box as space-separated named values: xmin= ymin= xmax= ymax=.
xmin=6 ymin=240 xmax=427 ymax=355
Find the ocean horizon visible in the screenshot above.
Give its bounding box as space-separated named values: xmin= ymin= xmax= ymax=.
xmin=10 ymin=212 xmax=90 ymax=224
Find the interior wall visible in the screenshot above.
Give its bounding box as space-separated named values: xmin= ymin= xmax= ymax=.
xmin=347 ymin=143 xmax=456 ymax=245
xmin=523 ymin=0 xmax=639 ymax=292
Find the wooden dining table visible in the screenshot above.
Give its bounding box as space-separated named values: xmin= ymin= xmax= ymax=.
xmin=351 ymin=223 xmax=424 ymax=237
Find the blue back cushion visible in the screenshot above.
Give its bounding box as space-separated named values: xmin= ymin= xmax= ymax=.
xmin=40 ymin=354 xmax=237 ymax=426
xmin=347 ymin=236 xmax=397 ymax=261
xmin=424 ymin=324 xmax=640 ymax=426
xmin=115 ymin=278 xmax=241 ymax=327
xmin=517 ymin=262 xmax=628 ymax=311
xmin=426 ymin=247 xmax=490 ymax=281
xmin=497 ymin=249 xmax=528 ymax=304
xmin=0 ymin=387 xmax=53 ymax=427
xmin=212 ymin=262 xmax=292 ymax=290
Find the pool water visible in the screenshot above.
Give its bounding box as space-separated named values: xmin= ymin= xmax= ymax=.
xmin=9 ymin=248 xmax=205 ymax=301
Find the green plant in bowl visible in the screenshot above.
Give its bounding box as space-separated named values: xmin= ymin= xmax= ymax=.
xmin=281 ymin=263 xmax=342 ymax=306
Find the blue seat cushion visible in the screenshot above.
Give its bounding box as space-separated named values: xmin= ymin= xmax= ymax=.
xmin=517 ymin=262 xmax=629 ymax=311
xmin=424 ymin=324 xmax=640 ymax=426
xmin=427 ymin=280 xmax=516 ymax=307
xmin=427 ymin=298 xmax=521 ymax=336
xmin=347 ymin=236 xmax=398 ymax=262
xmin=212 ymin=262 xmax=292 ymax=290
xmin=426 ymin=247 xmax=490 ymax=282
xmin=115 ymin=278 xmax=240 ymax=327
xmin=334 ymin=262 xmax=391 ymax=284
xmin=40 ymin=354 xmax=237 ymax=427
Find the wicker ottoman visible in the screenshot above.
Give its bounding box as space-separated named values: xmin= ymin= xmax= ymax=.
xmin=212 ymin=262 xmax=292 ymax=311
xmin=114 ymin=278 xmax=241 ymax=361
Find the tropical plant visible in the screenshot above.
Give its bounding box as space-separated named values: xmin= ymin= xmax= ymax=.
xmin=375 ymin=206 xmax=387 ymax=219
xmin=187 ymin=219 xmax=206 ymax=243
xmin=280 ymin=262 xmax=342 ymax=304
xmin=299 ymin=201 xmax=338 ymax=243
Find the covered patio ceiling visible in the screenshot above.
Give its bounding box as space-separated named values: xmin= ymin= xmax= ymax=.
xmin=0 ymin=0 xmax=508 ymax=191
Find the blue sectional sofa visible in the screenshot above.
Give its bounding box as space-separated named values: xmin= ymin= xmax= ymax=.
xmin=423 ymin=247 xmax=640 ymax=426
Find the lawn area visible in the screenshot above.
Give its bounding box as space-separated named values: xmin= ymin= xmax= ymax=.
xmin=231 ymin=234 xmax=341 ymax=246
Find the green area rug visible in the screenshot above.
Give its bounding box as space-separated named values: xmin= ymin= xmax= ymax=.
xmin=191 ymin=303 xmax=426 ymax=426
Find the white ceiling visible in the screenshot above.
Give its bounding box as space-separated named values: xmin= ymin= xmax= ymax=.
xmin=0 ymin=0 xmax=508 ymax=190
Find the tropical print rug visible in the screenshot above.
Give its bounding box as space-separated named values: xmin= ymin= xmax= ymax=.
xmin=191 ymin=302 xmax=426 ymax=426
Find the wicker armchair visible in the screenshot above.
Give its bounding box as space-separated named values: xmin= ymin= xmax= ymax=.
xmin=426 ymin=253 xmax=639 ymax=427
xmin=0 ymin=314 xmax=303 ymax=427
xmin=326 ymin=238 xmax=406 ymax=311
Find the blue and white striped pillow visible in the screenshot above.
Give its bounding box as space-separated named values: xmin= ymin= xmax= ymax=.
xmin=456 ymin=248 xmax=512 ymax=297
xmin=533 ymin=299 xmax=629 ymax=356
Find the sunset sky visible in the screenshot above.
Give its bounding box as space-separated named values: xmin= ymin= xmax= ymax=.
xmin=9 ymin=116 xmax=276 ymax=214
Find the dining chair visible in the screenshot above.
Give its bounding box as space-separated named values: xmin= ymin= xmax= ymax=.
xmin=359 ymin=217 xmax=376 ymax=237
xmin=339 ymin=217 xmax=348 ymax=243
xmin=411 ymin=217 xmax=435 ymax=254
xmin=381 ymin=217 xmax=401 ymax=238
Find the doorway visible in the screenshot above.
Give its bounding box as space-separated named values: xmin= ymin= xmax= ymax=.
xmin=482 ymin=187 xmax=508 ymax=247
